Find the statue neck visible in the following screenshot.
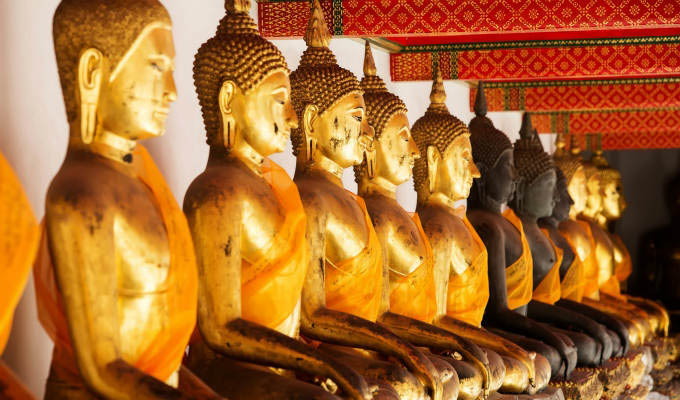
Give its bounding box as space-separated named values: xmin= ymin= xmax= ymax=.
xmin=210 ymin=138 xmax=265 ymax=176
xmin=69 ymin=126 xmax=136 ymax=166
xmin=518 ymin=210 xmax=539 ymax=227
xmin=539 ymin=216 xmax=559 ymax=229
xmin=426 ymin=191 xmax=458 ymax=210
xmin=468 ymin=180 xmax=504 ymax=214
xmin=302 ymin=152 xmax=345 ymax=188
xmin=360 ymin=176 xmax=397 ymax=200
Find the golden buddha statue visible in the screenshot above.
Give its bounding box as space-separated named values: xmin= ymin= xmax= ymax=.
xmin=408 ymin=77 xmax=542 ymax=397
xmin=0 ymin=152 xmax=40 ymax=399
xmin=356 ymin=43 xmax=502 ymax=400
xmin=36 ymin=1 xmax=219 ymax=398
xmin=183 ymin=2 xmax=371 ymax=399
xmin=290 ymin=2 xmax=441 ymax=399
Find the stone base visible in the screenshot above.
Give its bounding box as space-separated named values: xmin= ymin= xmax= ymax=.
xmin=549 ymin=368 xmax=603 ymax=400
xmin=597 ymin=356 xmax=631 ymax=399
xmin=618 ymin=383 xmax=651 ymax=400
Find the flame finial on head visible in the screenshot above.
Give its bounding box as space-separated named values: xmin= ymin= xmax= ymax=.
xmin=519 ymin=112 xmax=534 ymax=140
xmin=474 ymin=81 xmax=488 ymax=117
xmin=569 ymin=134 xmax=581 ymax=156
xmin=554 ymin=132 xmax=566 ymax=157
xmin=305 ymin=0 xmax=331 ymax=48
xmin=429 ymin=62 xmax=447 ymax=106
xmin=225 ymin=0 xmax=250 ymax=13
xmin=363 ymin=41 xmax=377 ymax=77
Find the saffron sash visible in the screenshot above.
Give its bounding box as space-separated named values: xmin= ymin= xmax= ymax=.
xmin=559 ymin=235 xmax=585 ymax=302
xmin=577 ymin=220 xmax=600 ymax=299
xmin=34 ymin=145 xmax=197 ymax=384
xmin=389 ymin=213 xmax=437 ymax=324
xmin=325 ymin=194 xmax=383 ymax=322
xmin=0 ymin=153 xmax=39 ymax=353
xmin=532 ymin=229 xmax=563 ymax=305
xmin=446 ymin=207 xmax=489 ymax=327
xmin=610 ymin=234 xmax=632 ymax=284
xmin=241 ymin=159 xmax=308 ymax=330
xmin=502 ymin=209 xmax=533 ymax=310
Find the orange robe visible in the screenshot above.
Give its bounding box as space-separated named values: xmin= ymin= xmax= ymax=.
xmin=610 ymin=234 xmax=632 ymax=284
xmin=502 ymin=209 xmax=533 ymax=310
xmin=34 ymin=146 xmax=197 ymax=384
xmin=389 ymin=213 xmax=437 ymax=324
xmin=446 ymin=207 xmax=489 ymax=327
xmin=241 ymin=159 xmax=308 ymax=330
xmin=558 ymin=237 xmax=585 ymax=303
xmin=325 ymin=193 xmax=383 ymax=322
xmin=576 ymin=220 xmax=600 ymax=299
xmin=0 ymin=152 xmax=39 ymax=354
xmin=532 ymin=229 xmax=563 ymax=305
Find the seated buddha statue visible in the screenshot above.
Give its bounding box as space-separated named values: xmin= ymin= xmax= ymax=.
xmin=466 ymin=89 xmax=578 ymax=381
xmin=0 ymin=152 xmax=40 ymax=399
xmin=183 ymin=2 xmax=371 ymax=399
xmin=35 ymin=1 xmax=220 ymax=398
xmin=508 ymin=117 xmax=612 ymax=370
xmin=549 ymin=135 xmax=631 ymax=357
xmin=356 ymin=45 xmax=508 ymax=400
xmin=290 ymin=2 xmax=442 ymax=399
xmin=408 ymin=76 xmax=540 ymax=396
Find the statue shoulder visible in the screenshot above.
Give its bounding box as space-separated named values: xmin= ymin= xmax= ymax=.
xmin=184 ymin=163 xmax=250 ymax=214
xmin=467 ymin=210 xmax=504 ymax=242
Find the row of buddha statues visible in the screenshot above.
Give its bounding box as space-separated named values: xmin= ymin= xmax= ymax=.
xmin=1 ymin=0 xmax=678 ymax=399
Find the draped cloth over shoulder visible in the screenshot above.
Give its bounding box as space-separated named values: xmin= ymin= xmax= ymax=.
xmin=559 ymin=235 xmax=585 ymax=302
xmin=34 ymin=145 xmax=198 ymax=384
xmin=0 ymin=152 xmax=39 ymax=353
xmin=389 ymin=213 xmax=437 ymax=324
xmin=241 ymin=158 xmax=308 ymax=330
xmin=532 ymin=229 xmax=563 ymax=305
xmin=611 ymin=234 xmax=632 ymax=284
xmin=502 ymin=209 xmax=533 ymax=310
xmin=446 ymin=207 xmax=489 ymax=327
xmin=325 ymin=193 xmax=383 ymax=322
xmin=577 ymin=220 xmax=600 ymax=299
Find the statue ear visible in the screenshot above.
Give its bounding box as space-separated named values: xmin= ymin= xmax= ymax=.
xmin=219 ymin=81 xmax=237 ymax=148
xmin=427 ymin=145 xmax=441 ymax=194
xmin=302 ymin=104 xmax=319 ymax=161
xmin=77 ymin=48 xmax=103 ymax=144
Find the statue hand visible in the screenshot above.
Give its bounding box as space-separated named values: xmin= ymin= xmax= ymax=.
xmin=402 ymin=346 xmax=443 ymax=400
xmin=326 ymin=359 xmax=373 ymax=400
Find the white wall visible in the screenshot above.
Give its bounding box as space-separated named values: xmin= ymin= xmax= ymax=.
xmin=0 ymin=1 xmax=522 ymax=397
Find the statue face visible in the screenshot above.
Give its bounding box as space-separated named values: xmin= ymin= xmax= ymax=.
xmin=552 ymin=174 xmax=574 ymax=222
xmin=567 ymin=168 xmax=587 ymax=215
xmin=601 ymin=178 xmax=622 ymax=220
xmin=585 ymin=171 xmax=603 ymax=216
xmin=230 ymin=71 xmax=297 ymax=156
xmin=522 ymin=169 xmax=556 ymax=219
xmin=439 ymin=135 xmax=479 ymax=200
xmin=314 ymin=92 xmax=367 ymax=168
xmin=485 ymin=149 xmax=517 ymax=204
xmin=374 ymin=112 xmax=419 ymax=185
xmin=98 ymin=27 xmax=176 ymax=140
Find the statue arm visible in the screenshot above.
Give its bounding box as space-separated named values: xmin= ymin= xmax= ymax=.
xmin=556 ymin=299 xmax=630 ymax=354
xmin=474 ymin=221 xmax=575 ymax=377
xmin=46 ymin=201 xmax=186 ymax=400
xmin=177 ymin=367 xmax=222 ymax=399
xmin=380 ymin=311 xmax=492 ymax=396
xmin=298 ymin=198 xmax=441 ymax=399
xmin=527 ymin=301 xmax=612 ymax=363
xmin=186 ymin=200 xmax=370 ymax=400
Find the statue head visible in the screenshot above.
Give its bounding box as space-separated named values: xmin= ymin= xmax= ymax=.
xmin=355 ymin=42 xmax=417 ymax=191
xmin=53 ymin=0 xmax=176 ymax=146
xmin=581 ymin=135 xmax=603 ymax=219
xmin=550 ymin=168 xmax=574 ymax=222
xmin=554 ymin=134 xmax=587 ymax=218
xmin=468 ymin=82 xmax=516 ymax=206
xmin=290 ymin=0 xmax=370 ymax=171
xmin=591 ymin=134 xmax=625 ymax=221
xmin=412 ymin=65 xmax=479 ymax=205
xmin=509 ymin=113 xmax=556 ymax=219
xmin=194 ymin=0 xmax=296 ymax=158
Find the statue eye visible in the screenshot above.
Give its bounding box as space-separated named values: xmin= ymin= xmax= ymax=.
xmin=353 ymin=116 xmax=363 ymax=122
xmin=151 ymin=62 xmax=163 ymax=72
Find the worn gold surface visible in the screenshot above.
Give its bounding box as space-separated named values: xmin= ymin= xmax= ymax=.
xmin=44 ymin=1 xmax=211 ymax=399
xmin=290 ymin=2 xmax=441 ymax=399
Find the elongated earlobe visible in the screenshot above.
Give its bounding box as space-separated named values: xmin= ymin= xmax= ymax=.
xmin=427 ymin=145 xmax=440 ymax=194
xmin=219 ymin=81 xmax=237 ymax=148
xmin=78 ymin=48 xmax=103 ymax=144
xmin=302 ymin=104 xmax=319 ymax=162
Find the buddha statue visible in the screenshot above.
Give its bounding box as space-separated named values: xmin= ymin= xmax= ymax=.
xmin=466 ymin=87 xmax=578 ymax=381
xmin=183 ymin=2 xmax=371 ymax=399
xmin=35 ymin=0 xmax=220 ymax=398
xmin=356 ymin=43 xmax=503 ymax=400
xmin=290 ymin=2 xmax=441 ymax=399
xmin=408 ymin=76 xmax=542 ymax=397
xmin=0 ymin=152 xmax=40 ymax=399
xmin=508 ymin=117 xmax=612 ymax=372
